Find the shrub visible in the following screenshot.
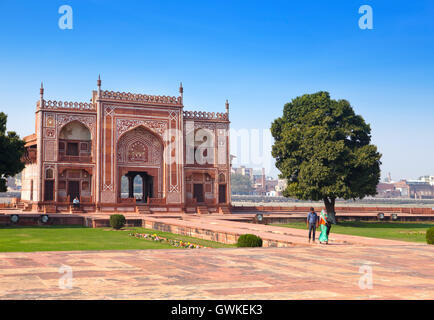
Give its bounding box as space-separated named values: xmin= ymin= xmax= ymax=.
xmin=110 ymin=214 xmax=126 ymax=230
xmin=237 ymin=234 xmax=263 ymax=247
xmin=427 ymin=227 xmax=434 ymax=245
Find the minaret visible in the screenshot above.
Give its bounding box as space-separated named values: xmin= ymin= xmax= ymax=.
xmin=97 ymin=74 xmax=102 ymax=97
xmin=179 ymin=82 xmax=184 ymax=104
xmin=37 ymin=82 xmax=45 ymax=202
xmin=96 ymin=74 xmax=102 ymax=206
xmin=225 ymin=99 xmax=229 ymax=114
xmin=40 ymin=82 xmax=44 ymax=107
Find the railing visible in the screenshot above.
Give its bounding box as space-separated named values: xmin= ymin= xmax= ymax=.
xmin=42 ymin=100 xmax=96 ymax=111
xmin=183 ymin=110 xmax=228 ymax=121
xmin=58 ymin=154 xmax=92 ymax=163
xmin=100 ymin=90 xmax=182 ymax=106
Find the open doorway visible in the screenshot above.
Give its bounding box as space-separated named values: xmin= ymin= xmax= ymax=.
xmin=193 ymin=184 xmax=204 ymax=203
xmin=67 ymin=181 xmax=80 ymax=202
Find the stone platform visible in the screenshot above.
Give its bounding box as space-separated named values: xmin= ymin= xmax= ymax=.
xmin=0 ymin=244 xmax=433 ymax=299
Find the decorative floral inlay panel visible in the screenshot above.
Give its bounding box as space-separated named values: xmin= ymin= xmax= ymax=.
xmin=117 ymin=126 xmax=163 ymax=165
xmin=116 ymin=118 xmax=168 ymax=141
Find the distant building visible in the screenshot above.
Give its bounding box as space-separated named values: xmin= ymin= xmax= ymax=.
xmin=376 ymin=182 xmax=400 ymax=198
xmin=406 ymin=180 xmax=434 ymax=199
xmin=232 ymin=166 xmax=279 ymax=196
xmin=233 ymin=166 xmax=253 ymax=180
xmin=275 ymin=179 xmax=287 ymax=196
xmin=384 ymin=172 xmax=393 ymax=183
xmin=393 ymin=180 xmax=410 ymax=198
xmin=6 ymin=175 xmax=22 ymax=191
xmin=379 ymin=179 xmax=434 ymax=199
xmin=419 ymin=175 xmax=434 ymax=186
xmin=266 ymin=190 xmax=277 ymax=197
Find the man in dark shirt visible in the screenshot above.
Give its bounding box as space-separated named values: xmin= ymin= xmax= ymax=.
xmin=306 ymin=207 xmax=319 ymax=243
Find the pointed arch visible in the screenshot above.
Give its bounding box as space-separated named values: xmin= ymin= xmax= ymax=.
xmin=59 ymin=120 xmax=93 ymax=140
xmin=116 ymin=125 xmax=164 ymax=165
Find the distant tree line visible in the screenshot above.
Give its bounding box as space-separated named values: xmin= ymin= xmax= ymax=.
xmin=230 ymin=173 xmax=255 ymax=195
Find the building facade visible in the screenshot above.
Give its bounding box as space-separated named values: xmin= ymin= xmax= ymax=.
xmin=21 ymin=79 xmax=231 ymax=214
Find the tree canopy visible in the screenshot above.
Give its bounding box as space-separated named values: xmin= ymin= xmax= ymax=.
xmin=0 ymin=112 xmax=25 ymax=192
xmin=231 ymin=173 xmax=254 ymax=194
xmin=271 ymin=92 xmax=382 ymax=222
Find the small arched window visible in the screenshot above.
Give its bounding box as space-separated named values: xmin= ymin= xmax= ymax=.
xmin=46 ymin=168 xmax=54 ymax=179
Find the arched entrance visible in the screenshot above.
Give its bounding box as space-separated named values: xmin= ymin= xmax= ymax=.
xmin=122 ymin=171 xmax=154 ymax=203
xmin=117 ymin=126 xmax=163 ymax=203
xmin=59 ymin=121 xmax=92 ymax=162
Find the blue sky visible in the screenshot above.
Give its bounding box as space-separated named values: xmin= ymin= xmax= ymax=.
xmin=0 ymin=0 xmax=433 ymax=179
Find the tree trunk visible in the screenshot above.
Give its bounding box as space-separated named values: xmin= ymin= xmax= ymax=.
xmin=323 ymin=197 xmax=337 ymax=224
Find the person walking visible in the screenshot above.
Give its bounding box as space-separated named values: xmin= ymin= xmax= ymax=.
xmin=318 ymin=209 xmax=329 ymax=245
xmin=326 ymin=219 xmax=332 ymax=237
xmin=306 ymin=207 xmax=319 ymax=243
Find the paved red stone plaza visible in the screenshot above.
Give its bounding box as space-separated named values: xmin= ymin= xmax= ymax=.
xmin=1 ymin=242 xmax=433 ymax=299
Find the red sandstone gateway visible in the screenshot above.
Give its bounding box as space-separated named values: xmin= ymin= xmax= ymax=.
xmin=21 ymin=78 xmax=232 ymax=215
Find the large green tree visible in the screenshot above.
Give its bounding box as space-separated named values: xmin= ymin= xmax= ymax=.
xmin=0 ymin=112 xmax=25 ymax=192
xmin=231 ymin=173 xmax=254 ymax=194
xmin=271 ymin=92 xmax=381 ymax=223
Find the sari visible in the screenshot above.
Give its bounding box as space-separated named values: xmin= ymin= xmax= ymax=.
xmin=318 ymin=210 xmax=329 ymax=243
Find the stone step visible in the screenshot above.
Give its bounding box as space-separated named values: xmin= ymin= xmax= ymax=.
xmin=197 ymin=206 xmax=210 ymax=215
xmin=219 ymin=206 xmax=231 ymax=215
xmin=70 ymin=206 xmax=86 ymax=214
xmin=185 ymin=207 xmax=197 ymax=214
xmin=44 ymin=205 xmax=57 ymax=214
xmin=136 ymin=205 xmax=151 ymax=215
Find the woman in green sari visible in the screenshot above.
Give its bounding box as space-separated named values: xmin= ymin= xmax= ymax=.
xmin=318 ymin=210 xmax=329 ymax=244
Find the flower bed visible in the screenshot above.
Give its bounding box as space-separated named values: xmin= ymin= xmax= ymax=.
xmin=129 ymin=233 xmax=208 ymax=249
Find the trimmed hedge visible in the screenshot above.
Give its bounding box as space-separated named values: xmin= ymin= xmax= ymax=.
xmin=110 ymin=214 xmax=126 ymax=230
xmin=427 ymin=227 xmax=434 ymax=245
xmin=237 ymin=234 xmax=263 ymax=247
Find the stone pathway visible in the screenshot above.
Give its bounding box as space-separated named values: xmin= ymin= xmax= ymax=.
xmin=142 ymin=215 xmax=422 ymax=247
xmin=0 ymin=244 xmax=433 ymax=299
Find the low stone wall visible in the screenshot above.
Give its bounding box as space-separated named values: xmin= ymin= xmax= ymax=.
xmin=142 ymin=219 xmax=239 ymax=245
xmin=233 ymin=205 xmax=434 ymax=215
xmin=263 ymin=214 xmax=434 ymax=224
xmin=84 ymin=217 xmax=143 ymax=228
xmin=141 ymin=218 xmax=295 ymax=247
xmin=0 ymin=214 xmax=84 ymax=226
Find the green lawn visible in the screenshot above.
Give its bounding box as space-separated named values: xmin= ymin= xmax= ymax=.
xmin=272 ymin=221 xmax=433 ymax=243
xmin=0 ymin=226 xmax=235 ymax=252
